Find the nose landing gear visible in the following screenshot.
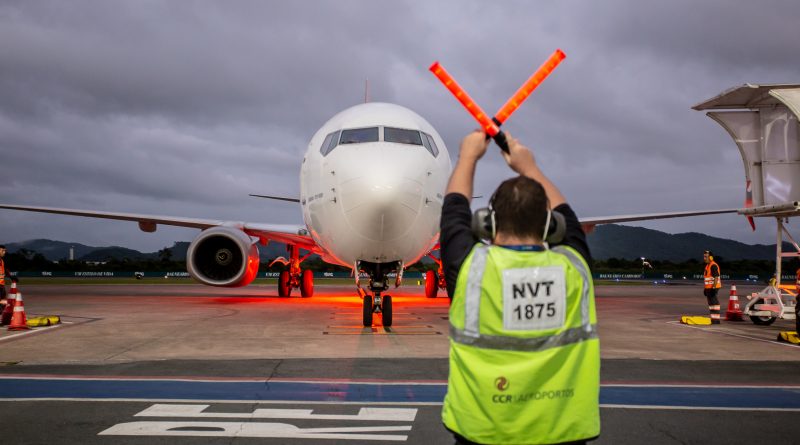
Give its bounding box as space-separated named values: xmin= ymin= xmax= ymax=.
xmin=361 ymin=292 xmax=393 ymax=327
xmin=357 ymin=260 xmax=398 ymax=327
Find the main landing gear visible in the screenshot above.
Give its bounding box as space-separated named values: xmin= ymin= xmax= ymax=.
xmin=358 ymin=261 xmax=398 ymax=327
xmin=272 ymin=244 xmax=314 ymax=298
xmin=425 ymin=253 xmax=447 ymax=299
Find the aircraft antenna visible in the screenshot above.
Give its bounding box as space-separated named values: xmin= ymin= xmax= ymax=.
xmin=364 ymin=78 xmax=369 ymax=103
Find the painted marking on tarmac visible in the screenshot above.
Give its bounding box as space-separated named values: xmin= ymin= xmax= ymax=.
xmin=136 ymin=404 xmax=418 ymax=421
xmin=100 ymin=404 xmax=417 ymax=440
xmin=2 ymin=377 xmax=800 ymax=410
xmin=0 ymin=322 xmax=68 ymax=342
xmin=668 ymin=320 xmax=800 ymax=348
xmin=100 ymin=421 xmax=412 ymax=441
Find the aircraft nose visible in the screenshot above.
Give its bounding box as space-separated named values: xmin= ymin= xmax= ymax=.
xmin=338 ymin=154 xmax=425 ymax=242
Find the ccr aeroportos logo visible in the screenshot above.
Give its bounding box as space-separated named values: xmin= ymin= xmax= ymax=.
xmin=494 ymin=376 xmax=509 ymax=391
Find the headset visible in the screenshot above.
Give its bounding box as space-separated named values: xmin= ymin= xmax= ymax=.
xmin=471 ymin=192 xmax=566 ymax=246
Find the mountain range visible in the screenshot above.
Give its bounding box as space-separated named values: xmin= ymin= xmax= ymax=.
xmin=4 ymin=224 xmax=788 ymax=263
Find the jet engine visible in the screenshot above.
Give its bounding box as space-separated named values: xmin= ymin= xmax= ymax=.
xmin=186 ymin=226 xmax=260 ymax=287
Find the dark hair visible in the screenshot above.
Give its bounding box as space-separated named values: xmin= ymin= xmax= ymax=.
xmin=0 ymin=245 xmax=5 ymax=249
xmin=492 ymin=176 xmax=548 ymax=239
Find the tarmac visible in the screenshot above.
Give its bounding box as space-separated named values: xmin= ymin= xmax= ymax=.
xmin=1 ymin=281 xmax=798 ymax=444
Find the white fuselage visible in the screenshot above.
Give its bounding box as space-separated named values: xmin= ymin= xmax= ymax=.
xmin=300 ymin=103 xmax=451 ymax=267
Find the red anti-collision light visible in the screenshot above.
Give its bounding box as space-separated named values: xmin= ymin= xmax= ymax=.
xmin=494 ymin=49 xmax=566 ymax=124
xmin=429 ymin=61 xmax=501 ymax=137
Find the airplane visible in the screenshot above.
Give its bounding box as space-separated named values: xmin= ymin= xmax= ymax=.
xmin=0 ymin=101 xmax=740 ymax=328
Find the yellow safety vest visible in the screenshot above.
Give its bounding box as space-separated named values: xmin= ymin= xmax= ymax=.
xmin=703 ymin=261 xmax=721 ymax=289
xmin=442 ymin=244 xmax=600 ymax=445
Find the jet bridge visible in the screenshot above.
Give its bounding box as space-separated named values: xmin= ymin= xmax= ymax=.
xmin=694 ymin=84 xmax=800 ymax=325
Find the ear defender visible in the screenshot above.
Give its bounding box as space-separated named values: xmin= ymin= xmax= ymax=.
xmin=471 ymin=207 xmax=495 ymax=241
xmin=473 ymin=208 xmax=565 ymax=244
xmin=544 ymin=210 xmax=566 ymax=245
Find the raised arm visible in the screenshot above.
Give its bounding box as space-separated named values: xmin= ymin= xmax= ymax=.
xmin=445 ymin=130 xmax=490 ymax=202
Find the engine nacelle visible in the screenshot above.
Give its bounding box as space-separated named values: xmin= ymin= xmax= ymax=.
xmin=187 ymin=226 xmax=260 ymax=287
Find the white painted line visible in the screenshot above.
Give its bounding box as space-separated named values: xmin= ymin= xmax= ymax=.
xmin=0 ymin=397 xmax=444 ymax=406
xmin=4 ymin=397 xmax=800 ymax=413
xmin=0 ymin=375 xmax=446 ymax=384
xmin=0 ymin=323 xmax=68 ymax=342
xmin=99 ymin=421 xmax=411 ymax=441
xmin=601 ymin=383 xmax=800 ymax=389
xmin=136 ymin=404 xmax=418 ymax=421
xmin=600 ymin=404 xmax=800 ymax=412
xmin=667 ymin=321 xmax=800 ymax=349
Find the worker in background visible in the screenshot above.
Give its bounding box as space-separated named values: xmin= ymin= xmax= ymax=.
xmin=796 ymin=267 xmax=800 ymax=334
xmin=703 ymin=250 xmax=722 ymax=324
xmin=439 ymin=130 xmax=599 ymax=445
xmin=0 ymin=245 xmax=7 ymax=308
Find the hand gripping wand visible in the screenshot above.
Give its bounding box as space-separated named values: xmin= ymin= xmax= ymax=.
xmin=429 ymin=49 xmax=566 ymax=153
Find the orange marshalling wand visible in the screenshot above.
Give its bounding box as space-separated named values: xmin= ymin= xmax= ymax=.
xmin=428 ymin=61 xmax=501 ymax=138
xmin=494 ymin=49 xmax=566 ymax=125
xmin=429 ymin=49 xmax=566 ymax=153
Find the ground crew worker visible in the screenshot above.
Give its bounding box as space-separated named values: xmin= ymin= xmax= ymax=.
xmin=440 ymin=130 xmax=598 ymax=445
xmin=796 ymin=268 xmax=800 ymax=334
xmin=703 ymin=250 xmax=722 ymax=324
xmin=0 ymin=245 xmax=7 ymax=308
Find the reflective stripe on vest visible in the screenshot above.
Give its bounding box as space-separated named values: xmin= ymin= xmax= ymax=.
xmin=704 ymin=262 xmax=721 ymax=289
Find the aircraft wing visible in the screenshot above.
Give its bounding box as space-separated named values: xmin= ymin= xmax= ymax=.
xmin=0 ymin=203 xmax=318 ymax=252
xmin=579 ymin=208 xmax=739 ymax=228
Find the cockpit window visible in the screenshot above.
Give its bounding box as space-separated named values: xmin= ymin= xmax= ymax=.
xmin=319 ymin=133 xmax=333 ymax=155
xmin=421 ymin=132 xmax=440 ymax=157
xmin=340 ymin=127 xmax=379 ymax=145
xmin=384 ymin=127 xmax=423 ymax=146
xmin=320 ymin=130 xmax=340 ymax=156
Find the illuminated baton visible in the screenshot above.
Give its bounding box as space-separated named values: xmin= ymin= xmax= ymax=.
xmin=429 ymin=61 xmax=510 ymax=153
xmin=494 ymin=49 xmax=566 ymax=125
xmin=429 ymin=49 xmax=566 ymax=153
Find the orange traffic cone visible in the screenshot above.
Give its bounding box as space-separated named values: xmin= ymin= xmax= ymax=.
xmin=8 ymin=292 xmax=30 ymax=331
xmin=725 ymin=285 xmax=744 ymax=321
xmin=1 ymin=281 xmax=17 ymax=325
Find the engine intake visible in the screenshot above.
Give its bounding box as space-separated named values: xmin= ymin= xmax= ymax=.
xmin=187 ymin=226 xmax=260 ymax=287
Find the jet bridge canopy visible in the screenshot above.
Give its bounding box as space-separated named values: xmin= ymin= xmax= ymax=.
xmin=694 ymin=84 xmax=800 ymax=216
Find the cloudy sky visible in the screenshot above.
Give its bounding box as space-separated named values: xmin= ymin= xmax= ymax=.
xmin=1 ymin=0 xmax=798 ymax=253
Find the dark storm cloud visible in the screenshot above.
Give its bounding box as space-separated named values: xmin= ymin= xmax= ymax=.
xmin=0 ymin=0 xmax=798 ymax=251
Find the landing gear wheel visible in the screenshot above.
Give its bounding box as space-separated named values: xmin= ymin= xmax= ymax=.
xmin=300 ymin=269 xmax=314 ymax=298
xmin=362 ymin=294 xmax=373 ymax=327
xmin=382 ymin=295 xmax=393 ymax=327
xmin=278 ymin=270 xmax=292 ymax=298
xmin=425 ymin=270 xmax=438 ymax=299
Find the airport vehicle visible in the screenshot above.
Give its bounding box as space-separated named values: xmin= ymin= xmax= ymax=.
xmin=693 ymin=83 xmax=800 ymax=326
xmin=0 ymin=102 xmax=739 ymax=327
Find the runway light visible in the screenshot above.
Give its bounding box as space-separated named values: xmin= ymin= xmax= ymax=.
xmin=494 ymin=49 xmax=566 ymax=125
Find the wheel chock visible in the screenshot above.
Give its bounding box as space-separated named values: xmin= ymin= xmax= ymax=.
xmin=777 ymin=331 xmax=800 ymax=345
xmin=26 ymin=316 xmax=61 ymax=328
xmin=680 ymin=315 xmax=712 ymax=325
